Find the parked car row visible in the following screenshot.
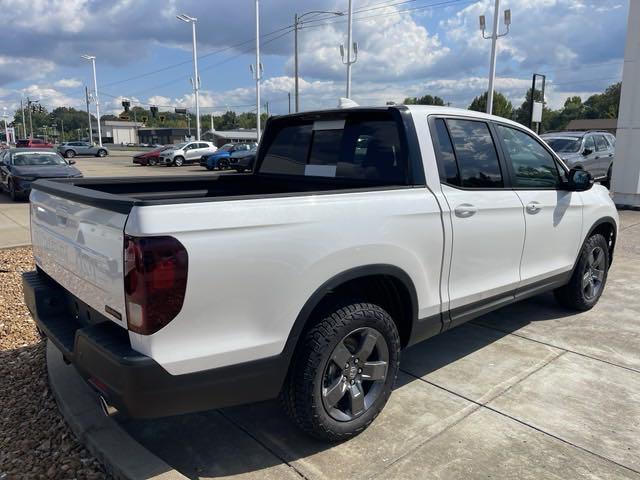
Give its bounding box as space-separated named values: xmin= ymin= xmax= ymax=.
xmin=133 ymin=141 xmax=258 ymax=173
xmin=541 ymin=130 xmax=616 ymax=188
xmin=0 ymin=149 xmax=82 ymax=201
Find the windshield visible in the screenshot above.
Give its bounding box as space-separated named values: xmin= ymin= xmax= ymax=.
xmin=13 ymin=152 xmax=67 ymax=166
xmin=172 ymin=143 xmax=188 ymax=150
xmin=543 ymin=137 xmax=582 ymax=153
xmin=221 ymin=144 xmax=234 ymax=151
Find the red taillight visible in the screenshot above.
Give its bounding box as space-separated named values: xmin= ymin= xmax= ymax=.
xmin=124 ymin=235 xmax=188 ymax=335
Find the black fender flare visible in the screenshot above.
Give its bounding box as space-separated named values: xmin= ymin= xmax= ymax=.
xmin=279 ymin=264 xmax=419 ymax=367
xmin=572 ymin=216 xmax=618 ymax=272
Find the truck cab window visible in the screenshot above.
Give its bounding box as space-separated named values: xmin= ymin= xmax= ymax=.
xmin=445 ymin=119 xmax=503 ymax=188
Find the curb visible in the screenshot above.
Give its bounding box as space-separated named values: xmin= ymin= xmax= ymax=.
xmin=0 ymin=243 xmax=31 ymax=250
xmin=46 ymin=341 xmax=188 ymax=480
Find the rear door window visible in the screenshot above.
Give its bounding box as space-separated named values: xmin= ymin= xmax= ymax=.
xmin=445 ymin=119 xmax=503 ymax=188
xmin=595 ymin=135 xmax=609 ymax=152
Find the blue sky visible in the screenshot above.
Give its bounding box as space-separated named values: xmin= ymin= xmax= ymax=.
xmin=0 ymin=0 xmax=628 ymax=119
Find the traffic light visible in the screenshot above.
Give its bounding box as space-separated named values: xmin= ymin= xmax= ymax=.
xmin=38 ymin=105 xmax=44 ymax=113
xmin=159 ymin=115 xmax=166 ymax=124
xmin=141 ymin=116 xmax=148 ymax=122
xmin=150 ymin=106 xmax=158 ymax=118
xmin=122 ymin=100 xmax=130 ymax=112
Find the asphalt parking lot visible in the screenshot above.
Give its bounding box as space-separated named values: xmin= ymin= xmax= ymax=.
xmin=0 ymin=151 xmax=219 ymax=247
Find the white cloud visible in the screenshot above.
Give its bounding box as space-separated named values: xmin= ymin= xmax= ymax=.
xmin=54 ymin=78 xmax=82 ymax=88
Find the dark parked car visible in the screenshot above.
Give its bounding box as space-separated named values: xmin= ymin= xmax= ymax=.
xmin=0 ymin=149 xmax=82 ymax=201
xmin=229 ymin=145 xmax=257 ymax=172
xmin=133 ymin=145 xmax=171 ymax=166
xmin=541 ymin=131 xmax=615 ymax=187
xmin=200 ymin=143 xmax=256 ymax=170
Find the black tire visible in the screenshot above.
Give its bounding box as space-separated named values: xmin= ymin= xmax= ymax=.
xmin=65 ymin=150 xmax=75 ymax=158
xmin=602 ymin=165 xmax=612 ymax=189
xmin=218 ymin=159 xmax=229 ymax=170
xmin=148 ymin=158 xmax=157 ymax=166
xmin=8 ymin=178 xmax=19 ymax=201
xmin=281 ymin=302 xmax=400 ymax=442
xmin=96 ymin=149 xmax=107 ymax=157
xmin=173 ymin=156 xmax=184 ymax=167
xmin=554 ymin=233 xmax=609 ymax=311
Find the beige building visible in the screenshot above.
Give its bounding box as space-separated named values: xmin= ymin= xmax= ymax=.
xmin=101 ymin=120 xmax=145 ymax=144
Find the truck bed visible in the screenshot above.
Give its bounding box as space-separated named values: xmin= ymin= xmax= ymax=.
xmin=33 ymin=173 xmax=403 ymax=214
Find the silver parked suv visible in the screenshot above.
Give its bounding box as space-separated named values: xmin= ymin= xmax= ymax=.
xmin=57 ymin=142 xmax=109 ymax=158
xmin=541 ymin=131 xmax=615 ymax=188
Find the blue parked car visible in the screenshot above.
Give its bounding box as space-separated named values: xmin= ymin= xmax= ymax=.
xmin=200 ymin=143 xmax=256 ymax=170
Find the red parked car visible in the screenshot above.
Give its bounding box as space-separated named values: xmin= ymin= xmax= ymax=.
xmin=132 ymin=145 xmax=171 ymax=166
xmin=16 ymin=138 xmax=55 ymax=149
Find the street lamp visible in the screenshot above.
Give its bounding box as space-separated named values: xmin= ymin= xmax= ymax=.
xmin=340 ymin=0 xmax=358 ymax=99
xmin=294 ymin=9 xmax=344 ymax=112
xmin=479 ymin=0 xmax=511 ymax=115
xmin=177 ymin=13 xmax=201 ymax=141
xmin=81 ymin=54 xmax=103 ymax=146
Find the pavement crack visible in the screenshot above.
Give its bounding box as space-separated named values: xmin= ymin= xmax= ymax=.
xmin=471 ymin=321 xmax=640 ymax=375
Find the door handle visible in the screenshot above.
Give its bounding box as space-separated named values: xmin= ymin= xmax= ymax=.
xmin=454 ymin=204 xmax=478 ymax=218
xmin=526 ymin=201 xmax=541 ymax=215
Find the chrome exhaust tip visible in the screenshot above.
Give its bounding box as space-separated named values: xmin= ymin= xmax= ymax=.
xmin=99 ymin=396 xmax=118 ymax=417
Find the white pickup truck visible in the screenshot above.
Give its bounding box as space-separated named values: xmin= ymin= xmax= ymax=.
xmin=23 ymin=106 xmax=618 ymax=441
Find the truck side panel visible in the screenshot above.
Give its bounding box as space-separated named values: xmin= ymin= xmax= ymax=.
xmin=125 ymin=187 xmax=445 ymax=375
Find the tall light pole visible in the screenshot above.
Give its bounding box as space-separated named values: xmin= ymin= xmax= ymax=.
xmin=294 ymin=10 xmax=344 ymax=112
xmin=479 ymin=1 xmax=511 ymax=115
xmin=177 ymin=14 xmax=201 ymax=141
xmin=250 ymin=0 xmax=263 ymax=142
xmin=340 ymin=0 xmax=358 ymax=99
xmin=85 ymin=86 xmax=93 ymax=143
xmin=82 ymin=54 xmax=103 ymax=146
xmin=20 ymin=96 xmax=26 ymax=139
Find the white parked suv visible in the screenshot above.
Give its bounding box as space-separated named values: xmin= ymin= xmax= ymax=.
xmin=24 ymin=105 xmax=617 ymax=441
xmin=158 ymin=141 xmax=217 ymax=166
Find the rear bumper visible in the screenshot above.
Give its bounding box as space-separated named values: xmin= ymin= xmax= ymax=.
xmin=22 ymin=270 xmax=287 ymax=418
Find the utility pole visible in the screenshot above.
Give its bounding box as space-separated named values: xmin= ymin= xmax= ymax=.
xmin=82 ymin=55 xmax=102 ymax=146
xmin=85 ymin=86 xmax=93 ymax=143
xmin=252 ymin=0 xmax=262 ymax=142
xmin=294 ymin=9 xmax=343 ymax=112
xmin=20 ymin=97 xmax=26 ymax=138
xmin=177 ymin=14 xmax=201 ymax=141
xmin=480 ymin=1 xmax=511 ymax=115
xmin=27 ymin=98 xmax=35 ymax=139
xmin=264 ymin=100 xmax=269 ymax=118
xmin=288 ymin=92 xmax=291 ymax=114
xmin=340 ymin=0 xmax=358 ymax=99
xmin=60 ymin=118 xmax=64 ymax=143
xmin=210 ymin=113 xmax=214 ymax=133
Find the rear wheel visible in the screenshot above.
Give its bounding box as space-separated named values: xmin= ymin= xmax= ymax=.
xmin=96 ymin=149 xmax=107 ymax=157
xmin=65 ymin=150 xmax=75 ymax=158
xmin=281 ymin=302 xmax=400 ymax=441
xmin=554 ymin=233 xmax=609 ymax=311
xmin=173 ymin=156 xmax=184 ymax=167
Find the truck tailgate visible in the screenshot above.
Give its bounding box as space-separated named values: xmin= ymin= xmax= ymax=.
xmin=30 ymin=188 xmax=128 ymax=328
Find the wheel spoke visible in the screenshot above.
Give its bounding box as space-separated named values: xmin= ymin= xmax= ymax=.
xmin=582 ymin=271 xmax=591 ymax=289
xmin=349 ymin=382 xmax=365 ymax=415
xmin=356 ymin=331 xmax=379 ymax=360
xmin=588 ymin=250 xmax=596 ymax=266
xmin=585 ymin=280 xmax=595 ymax=298
xmin=593 ymin=268 xmax=604 ymax=282
xmin=323 ymin=377 xmax=348 ymax=408
xmin=361 ymin=361 xmax=387 ymax=382
xmin=331 ymin=341 xmax=352 ymax=368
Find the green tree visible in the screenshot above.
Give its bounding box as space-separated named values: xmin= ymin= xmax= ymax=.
xmin=403 ymin=94 xmax=446 ymax=106
xmin=583 ymin=82 xmax=621 ymax=119
xmin=468 ymin=91 xmax=513 ymax=119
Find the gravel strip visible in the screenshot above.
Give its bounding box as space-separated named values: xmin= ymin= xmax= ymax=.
xmin=0 ymin=247 xmax=109 ymax=479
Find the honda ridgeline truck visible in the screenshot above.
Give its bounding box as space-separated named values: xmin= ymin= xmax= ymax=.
xmin=23 ymin=106 xmax=618 ymax=441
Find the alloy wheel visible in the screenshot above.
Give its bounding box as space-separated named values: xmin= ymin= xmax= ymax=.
xmin=321 ymin=327 xmax=389 ymax=422
xmin=582 ymin=246 xmax=605 ymax=300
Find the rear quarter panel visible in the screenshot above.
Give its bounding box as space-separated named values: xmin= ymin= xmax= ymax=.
xmin=125 ymin=188 xmax=445 ymax=375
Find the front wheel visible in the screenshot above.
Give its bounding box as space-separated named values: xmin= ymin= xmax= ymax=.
xmin=96 ymin=149 xmax=107 ymax=157
xmin=218 ymin=159 xmax=229 ymax=170
xmin=65 ymin=150 xmax=75 ymax=159
xmin=281 ymin=302 xmax=400 ymax=441
xmin=173 ymin=156 xmax=184 ymax=167
xmin=148 ymin=158 xmax=157 ymax=166
xmin=554 ymin=233 xmax=609 ymax=311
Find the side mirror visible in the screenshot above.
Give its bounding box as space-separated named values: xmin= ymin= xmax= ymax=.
xmin=582 ymin=148 xmax=593 ymax=156
xmin=567 ymin=167 xmax=594 ymax=191
xmin=68 ymin=159 xmax=76 ymax=165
